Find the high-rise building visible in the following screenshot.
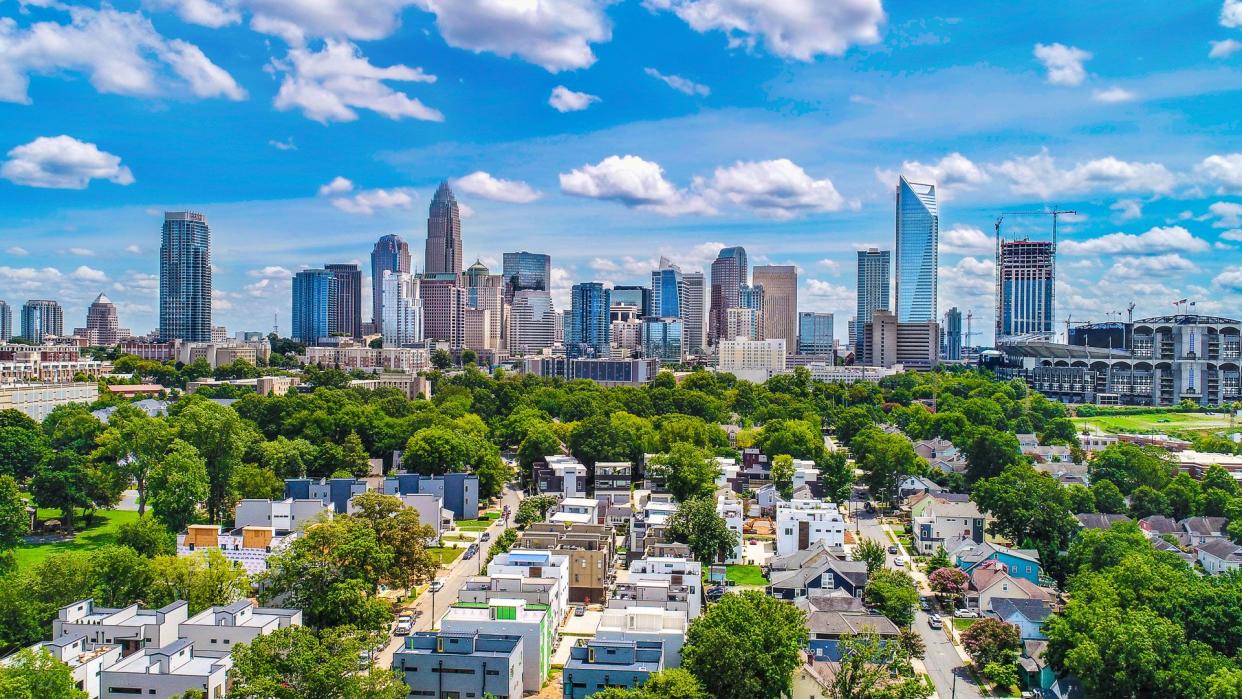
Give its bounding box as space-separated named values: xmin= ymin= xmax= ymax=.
xmin=797 ymin=312 xmax=834 ymax=356
xmin=325 ymin=263 xmax=362 ymax=338
xmin=997 ymin=239 xmax=1054 ymax=340
xmin=709 ymin=246 xmax=747 ymax=345
xmin=943 ymin=307 xmax=963 ymax=360
xmin=611 ymin=286 xmax=651 ymax=318
xmin=856 ymin=248 xmax=891 ymax=352
xmin=895 ymin=176 xmax=938 ymax=323
xmin=725 ymin=307 xmax=763 ymax=341
xmin=501 ymin=252 xmax=551 ymax=300
xmin=510 ymin=290 xmax=555 ymax=355
xmin=611 ymin=304 xmax=643 ymax=354
xmin=741 ymin=284 xmax=764 ymax=314
xmin=370 ymin=234 xmax=411 ymax=332
xmin=861 ymin=310 xmax=939 ymax=370
xmin=20 ymin=299 xmax=62 ymax=342
xmin=159 ymin=211 xmax=212 ymax=342
xmin=382 ymin=271 xmax=423 ymax=347
xmin=752 ymin=266 xmax=796 ymax=348
xmin=291 ymin=269 xmax=338 ymax=345
xmin=683 ymin=272 xmax=706 ymax=356
xmin=463 ymin=262 xmax=506 ymax=353
xmin=650 ymin=258 xmax=685 ymax=319
xmin=566 ymin=282 xmax=610 ymax=359
xmin=0 ymin=301 xmax=11 ymax=342
xmin=421 ymin=276 xmax=466 ymax=348
xmin=641 ymin=317 xmax=683 ymax=362
xmin=425 ymin=180 xmax=463 ymax=277
xmin=74 ymin=293 xmax=130 ymax=345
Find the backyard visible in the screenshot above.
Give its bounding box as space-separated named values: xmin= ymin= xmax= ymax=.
xmin=14 ymin=508 xmax=140 ymax=569
xmin=454 ymin=512 xmax=500 ymax=531
xmin=724 ymin=564 xmax=769 ymax=587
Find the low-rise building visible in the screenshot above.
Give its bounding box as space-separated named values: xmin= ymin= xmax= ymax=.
xmin=7 ymin=633 xmax=121 ymax=699
xmin=517 ymin=524 xmax=614 ymax=604
xmin=767 ymin=542 xmax=868 ymax=601
xmin=439 ymin=598 xmax=553 ymax=693
xmin=594 ymin=462 xmax=632 ymax=502
xmin=349 ymin=373 xmax=431 ymax=399
xmin=533 ymin=455 xmax=588 ymax=498
xmin=716 ymin=493 xmax=744 ymax=564
xmin=99 ymin=639 xmax=232 ymax=699
xmin=0 ymin=382 xmax=100 ymax=420
xmin=54 ymin=599 xmax=189 ymax=657
xmin=1198 ymin=538 xmax=1242 ymax=575
xmin=349 ymin=491 xmax=452 ymax=540
xmin=392 ymin=631 xmax=524 ymax=699
xmin=383 ymin=472 xmax=480 ymax=520
xmin=563 ymin=639 xmax=664 ymax=699
xmin=480 ymin=550 xmax=571 ymax=623
xmin=177 ymin=601 xmax=301 ymax=658
xmin=951 ymin=541 xmax=1043 ymax=586
xmin=177 ymin=524 xmax=296 ymax=575
xmin=284 ymin=477 xmax=368 ymax=514
xmin=912 ymin=496 xmax=987 ymax=555
xmin=775 ymin=498 xmax=845 ymax=557
xmin=234 ymin=498 xmax=331 ymax=532
xmin=629 ymin=498 xmax=679 ymax=561
xmin=611 ymin=557 xmax=703 ymax=619
xmin=304 ymin=345 xmax=430 ymax=373
xmin=716 ymin=337 xmax=786 ymax=384
xmin=594 ymin=606 xmax=688 ymax=668
xmin=988 ymin=598 xmax=1052 ymax=641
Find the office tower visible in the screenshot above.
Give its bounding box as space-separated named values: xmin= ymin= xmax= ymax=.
xmin=944 ymin=307 xmax=963 ymax=360
xmin=20 ymin=299 xmax=63 ymax=342
xmin=370 ymin=234 xmax=412 ymax=332
xmin=752 ymin=265 xmax=796 ymax=348
xmin=325 ymin=263 xmax=362 ymax=338
xmin=741 ymin=284 xmax=764 ymax=313
xmin=381 ymin=271 xmax=423 ymax=346
xmin=464 ymin=259 xmax=489 ymax=288
xmin=798 ymin=312 xmax=834 ymax=355
xmin=611 ymin=285 xmax=651 ymax=318
xmin=611 ymin=304 xmax=643 ymax=353
xmin=861 ymin=310 xmax=939 ymax=370
xmin=0 ymin=301 xmax=10 ymax=341
xmin=856 ymin=248 xmax=891 ymax=351
xmin=159 ymin=211 xmax=212 ymax=342
xmin=421 ymin=276 xmax=466 ymax=348
xmin=567 ymin=282 xmax=610 ymax=359
xmin=650 ymin=258 xmax=685 ymax=319
xmin=683 ymin=272 xmax=706 ymax=355
xmin=464 ymin=263 xmax=506 ymax=353
xmin=725 ymin=307 xmax=763 ymax=341
xmin=641 ymin=317 xmax=683 ymax=362
xmin=74 ymin=293 xmax=130 ymax=345
xmin=895 ymin=175 xmax=939 ymax=323
xmin=501 ymin=251 xmax=552 ymax=300
xmin=425 ymin=180 xmax=463 ymax=277
xmin=709 ymin=246 xmax=747 ymax=344
xmin=997 ymin=240 xmax=1054 ymax=340
xmin=847 ymin=319 xmax=858 ymax=348
xmin=291 ymin=269 xmax=338 ymax=345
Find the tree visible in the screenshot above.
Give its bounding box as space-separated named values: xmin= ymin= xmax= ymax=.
xmin=341 ymin=431 xmax=371 ymax=478
xmin=831 ymin=407 xmax=875 ymax=447
xmin=0 ymin=648 xmax=89 ymax=699
xmin=569 ymin=413 xmax=655 ymax=468
xmin=928 ymin=567 xmax=968 ymax=607
xmin=961 ymin=617 xmax=1020 ymax=667
xmin=827 ymin=631 xmax=933 ymax=699
xmin=864 ymin=568 xmax=919 ymax=627
xmin=174 ymin=398 xmax=250 ymax=522
xmin=665 ymin=496 xmax=736 ymax=565
xmin=147 ymin=549 xmax=250 ymax=615
xmin=592 ymin=669 xmax=711 ymax=699
xmin=89 ymin=544 xmax=153 ymax=607
xmin=1064 ymin=483 xmax=1096 ymax=514
xmin=228 ymin=626 xmax=406 ymax=699
xmin=1129 ymin=485 xmax=1172 ymax=519
xmin=0 ymin=425 xmax=48 ymax=482
xmin=816 ymin=450 xmax=854 ymax=502
xmin=430 ymin=348 xmax=452 ymax=370
xmin=42 ymin=404 xmax=103 ymax=457
xmin=1202 ymin=464 xmax=1240 ymax=497
xmin=474 ymin=456 xmax=514 ymax=501
xmin=1089 ymin=443 xmax=1174 ymax=495
xmin=515 ymin=495 xmax=559 ymax=527
xmin=851 ymin=538 xmax=887 ymax=575
xmin=92 ymin=408 xmax=171 ymax=516
xmin=30 ymin=452 xmax=91 ymax=531
xmin=770 ymin=454 xmax=795 ymax=500
xmin=682 ymin=591 xmax=806 ymax=699
xmin=851 ymin=428 xmax=922 ymax=506
xmin=972 ymin=464 xmax=1078 ymax=552
xmin=147 ymin=439 xmax=209 ymax=533
xmin=115 ymin=516 xmax=175 ymax=557
xmin=402 ymin=426 xmax=472 ymax=474
xmin=1164 ymin=473 xmax=1202 ymax=520
xmin=754 ymin=419 xmax=823 ymax=461
xmin=232 ymin=463 xmax=284 ymax=500
xmin=648 ymin=444 xmax=719 ymax=503
xmin=926 ymin=545 xmax=952 ymax=574
xmin=1039 ymin=417 xmax=1079 ymax=447
xmin=0 ymin=475 xmax=30 ymax=558
xmin=517 ymin=424 xmax=561 ymax=471
xmin=1091 ymin=478 xmax=1127 ymax=514
xmin=961 ymin=427 xmax=1022 ymax=483
xmin=348 ymin=493 xmax=438 ymax=589
xmin=256 ymin=437 xmax=317 ymax=479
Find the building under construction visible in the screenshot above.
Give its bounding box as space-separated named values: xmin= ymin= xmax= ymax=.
xmin=996 ymin=239 xmax=1055 ymax=341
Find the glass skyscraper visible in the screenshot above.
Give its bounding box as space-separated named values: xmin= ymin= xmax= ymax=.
xmin=997 ymin=240 xmax=1054 ymax=340
xmin=370 ymin=234 xmax=411 ymax=332
xmin=291 ymin=269 xmax=338 ymax=345
xmin=650 ymin=257 xmax=685 ymax=319
xmin=641 ymin=317 xmax=683 ymax=362
xmin=325 ymin=263 xmax=362 ymax=338
xmin=501 ymin=251 xmax=551 ymax=299
xmin=425 ymin=181 xmax=463 ymax=276
xmin=895 ymin=176 xmax=938 ymax=323
xmin=20 ymin=299 xmax=62 ymax=342
xmin=0 ymin=300 xmax=10 ymax=342
xmin=856 ymin=248 xmax=891 ymax=352
xmin=159 ymin=211 xmax=212 ymax=342
xmin=709 ymin=246 xmax=747 ymax=345
xmin=943 ymin=307 xmax=963 ymax=360
xmin=797 ymin=312 xmax=834 ymax=355
xmin=567 ymin=282 xmax=610 ymax=359
xmin=611 ymin=285 xmax=651 ymax=317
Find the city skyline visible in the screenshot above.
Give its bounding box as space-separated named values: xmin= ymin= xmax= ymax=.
xmin=1 ymin=2 xmax=1241 ymax=343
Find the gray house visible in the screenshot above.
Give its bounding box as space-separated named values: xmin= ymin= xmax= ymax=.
xmin=392 ymin=631 xmax=524 ymax=699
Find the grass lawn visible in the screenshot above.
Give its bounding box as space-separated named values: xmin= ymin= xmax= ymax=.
xmin=952 ymin=617 xmax=979 ymax=631
xmin=1072 ymin=411 xmax=1235 ymax=436
xmin=724 ymin=564 xmax=769 ymax=586
xmin=429 ymin=546 xmax=464 ymax=565
xmin=441 ymin=533 xmax=474 ymax=542
xmin=455 ymin=512 xmax=500 ymax=531
xmin=15 ymin=509 xmax=140 ymax=570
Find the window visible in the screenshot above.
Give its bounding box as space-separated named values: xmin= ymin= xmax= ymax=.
xmin=108 ymin=689 xmax=142 ymax=695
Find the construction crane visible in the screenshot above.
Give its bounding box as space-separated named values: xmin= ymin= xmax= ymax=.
xmin=1127 ymin=303 xmax=1136 ymax=324
xmin=963 ymin=309 xmax=981 ymax=348
xmin=994 ymin=208 xmax=1078 ymax=342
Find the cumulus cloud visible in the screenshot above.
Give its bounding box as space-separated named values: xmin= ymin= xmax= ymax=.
xmin=270 ymin=40 xmax=441 ymax=123
xmin=6 ymin=246 xmax=29 ymax=256
xmin=317 ymin=176 xmax=354 ymax=196
xmin=1210 ymin=201 xmax=1242 ymax=228
xmin=1033 ymin=42 xmax=1092 ymax=86
xmin=1092 ymin=86 xmax=1136 ymax=103
xmin=1221 ymin=229 xmax=1242 ymax=242
xmin=1209 ymin=39 xmax=1242 ymax=59
xmin=125 ymin=244 xmax=143 ymax=254
xmin=454 ymin=171 xmax=541 ymax=203
xmin=1 ymin=135 xmax=134 ymax=189
xmin=1214 ymin=267 xmax=1242 ymax=292
xmin=875 ymin=152 xmax=989 ymax=199
xmin=939 ymin=224 xmax=993 ymax=254
xmin=644 ymin=0 xmax=885 ymax=61
xmin=68 ymin=247 xmax=95 ymax=257
xmin=1224 ymin=0 xmax=1242 ymax=28
xmin=0 ymin=5 xmax=245 ymax=104
xmin=247 ymin=265 xmax=294 ymax=279
xmin=560 ymin=155 xmax=714 ymax=216
xmin=1109 ymin=253 xmax=1196 ymax=279
xmin=803 ymin=279 xmax=855 ymax=313
xmin=70 ymin=265 xmax=107 ymax=282
xmin=144 ymin=0 xmax=241 ymax=28
xmin=644 ymin=67 xmax=710 ymax=96
xmin=330 ymin=187 xmax=417 ymax=215
xmin=991 ymin=148 xmax=1175 ymax=198
xmin=151 ymin=0 xmax=421 ymax=44
xmin=268 ymin=137 xmax=297 ymax=151
xmin=1059 ymin=225 xmax=1209 ymax=255
xmin=817 ymin=259 xmax=841 ymax=273
xmin=548 ymin=85 xmax=600 ymax=112
xmin=1198 ymin=153 xmax=1242 ymax=193
xmin=1110 ymin=199 xmax=1143 ymax=222
xmin=412 ymin=0 xmax=612 ymax=72
xmin=697 ymin=158 xmax=852 ymax=218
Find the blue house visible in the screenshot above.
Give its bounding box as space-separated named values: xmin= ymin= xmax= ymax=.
xmin=952 ymin=541 xmax=1043 ymax=585
xmin=393 ymin=631 xmax=523 ymax=699
xmin=563 ymin=639 xmax=663 ymax=699
xmin=989 ymin=597 xmax=1052 ymax=641
xmin=384 ymin=472 xmax=480 ymax=520
xmin=283 ymin=477 xmax=367 ymax=514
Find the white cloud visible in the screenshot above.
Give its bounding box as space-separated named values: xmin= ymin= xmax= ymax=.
xmin=548 ymin=85 xmax=600 ymax=112
xmin=0 ymin=6 xmax=244 ymax=104
xmin=1214 ymin=267 xmax=1242 ymax=292
xmin=70 ymin=265 xmax=107 ymax=282
xmin=875 ymin=152 xmax=989 ymax=199
xmin=1198 ymin=153 xmax=1242 ymax=193
xmin=697 ymin=158 xmax=852 ymax=218
xmin=412 ymin=0 xmax=612 ymax=72
xmin=816 ymin=259 xmax=841 ymax=273
xmin=330 ymin=187 xmax=417 ymax=215
xmin=271 ymin=40 xmax=441 ymax=123
xmin=247 ymin=265 xmax=294 ymax=279
xmin=1210 ymin=202 xmax=1242 ymax=228
xmin=1 ymin=135 xmax=134 ymax=189
xmin=455 ymin=171 xmax=541 ymax=203
xmin=156 ymin=0 xmax=420 ymax=44
xmin=644 ymin=67 xmax=710 ymax=96
xmin=1092 ymin=86 xmax=1136 ymax=103
xmin=803 ymin=279 xmax=855 ymax=313
xmin=1209 ymin=38 xmax=1242 ymax=59
xmin=144 ymin=0 xmax=241 ymax=29
xmin=991 ymin=148 xmax=1175 ymax=198
xmin=1221 ymin=229 xmax=1242 ymax=242
xmin=68 ymin=247 xmax=95 ymax=257
xmin=317 ymin=176 xmax=354 ymax=196
xmin=939 ymin=224 xmax=992 ymax=254
xmin=1033 ymin=42 xmax=1092 ymax=86
xmin=1216 ymin=241 xmax=1236 ymax=251
xmin=268 ymin=137 xmax=297 ymax=151
xmin=560 ymin=155 xmax=713 ymax=216
xmin=644 ymin=0 xmax=885 ymax=61
xmin=125 ymin=244 xmax=143 ymax=254
xmin=212 ymin=288 xmax=233 ymax=310
xmin=1059 ymin=225 xmax=1209 ymax=255
xmin=1224 ymin=0 xmax=1242 ymax=28
xmin=1108 ymin=253 xmax=1196 ymax=279
xmin=952 ymin=256 xmax=994 ymax=277
xmin=1110 ymin=199 xmax=1143 ymax=222
xmin=6 ymin=246 xmax=28 ymax=256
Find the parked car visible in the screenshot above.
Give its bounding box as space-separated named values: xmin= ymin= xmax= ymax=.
xmin=928 ymin=613 xmax=943 ymax=629
xmin=480 ymin=531 xmax=491 ymax=542
xmin=429 ymin=580 xmax=445 ymax=592
xmin=394 ymin=617 xmax=413 ymax=635
xmin=706 ymin=586 xmax=727 ymax=601
xmin=893 ymin=556 xmax=906 ymax=567
xmin=572 ymin=604 xmax=586 ymax=617
xmin=464 ymin=544 xmax=479 ymax=560
xmin=954 ymin=608 xmax=979 ymax=618
xmin=919 ymin=597 xmax=931 ymax=611
xmin=887 ymin=545 xmax=899 ymax=554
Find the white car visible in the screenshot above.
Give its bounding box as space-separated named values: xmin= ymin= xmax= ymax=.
xmin=893 ymin=556 xmax=906 ymax=567
xmin=394 ymin=616 xmax=413 ymax=635
xmin=954 ymin=608 xmax=980 ymax=618
xmin=429 ymin=580 xmax=445 ymax=592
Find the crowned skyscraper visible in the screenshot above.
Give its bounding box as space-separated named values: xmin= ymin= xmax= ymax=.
xmin=159 ymin=211 xmax=212 ymax=342
xmin=425 ymin=180 xmax=463 ymax=277
xmin=370 ymin=235 xmax=411 ymax=333
xmin=895 ymin=175 xmax=939 ymax=323
xmin=709 ymin=246 xmax=747 ymax=344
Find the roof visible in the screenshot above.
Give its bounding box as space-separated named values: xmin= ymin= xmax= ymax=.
xmin=1132 ymin=314 xmax=1240 ymax=325
xmin=807 ymin=612 xmax=900 ymax=637
xmin=1140 ymin=515 xmax=1178 ymax=534
xmin=956 ymin=542 xmax=1040 ymax=567
xmin=990 ymin=597 xmax=1052 ymax=622
xmin=970 ymin=564 xmax=1050 ymax=601
xmin=1182 ymin=517 xmax=1227 ymax=536
xmin=1197 ymin=538 xmax=1242 ymax=561
xmin=795 ymin=596 xmax=867 ymax=614
xmin=1076 ymin=513 xmax=1131 ymax=530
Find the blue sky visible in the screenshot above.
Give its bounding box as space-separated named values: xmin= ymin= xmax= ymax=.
xmin=2 ymin=0 xmax=1241 ymax=344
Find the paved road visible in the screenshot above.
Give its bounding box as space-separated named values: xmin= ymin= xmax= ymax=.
xmin=848 ymin=495 xmax=983 ymax=699
xmin=375 ymin=484 xmax=524 ymax=669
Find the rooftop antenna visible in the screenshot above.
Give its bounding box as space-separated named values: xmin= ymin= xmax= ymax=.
xmin=273 ymin=313 xmax=278 ymax=337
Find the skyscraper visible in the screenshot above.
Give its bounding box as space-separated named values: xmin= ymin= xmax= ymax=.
xmin=611 ymin=286 xmax=651 ymax=318
xmin=370 ymin=235 xmax=411 ymax=332
xmin=291 ymin=269 xmax=338 ymax=345
xmin=641 ymin=317 xmax=683 ymax=362
xmin=325 ymin=263 xmax=362 ymax=338
xmin=856 ymin=248 xmax=891 ymax=351
xmin=421 ymin=276 xmax=466 ymax=348
xmin=798 ymin=312 xmax=834 ymax=356
xmin=752 ymin=265 xmax=796 ymax=348
xmin=75 ymin=293 xmax=130 ymax=345
xmin=650 ymin=257 xmax=685 ymax=319
xmin=159 ymin=211 xmax=212 ymax=342
xmin=944 ymin=307 xmax=963 ymax=360
xmin=501 ymin=251 xmax=551 ymax=300
xmin=895 ymin=176 xmax=938 ymax=323
xmin=567 ymin=282 xmax=610 ymax=359
xmin=382 ymin=271 xmax=423 ymax=347
xmin=425 ymin=180 xmax=463 ymax=277
xmin=464 ymin=260 xmax=507 ymax=353
xmin=20 ymin=299 xmax=62 ymax=342
xmin=709 ymin=246 xmax=747 ymax=345
xmin=683 ymin=272 xmax=706 ymax=356
xmin=0 ymin=301 xmax=10 ymax=342
xmin=997 ymin=239 xmax=1055 ymax=340
xmin=510 ymin=290 xmax=555 ymax=355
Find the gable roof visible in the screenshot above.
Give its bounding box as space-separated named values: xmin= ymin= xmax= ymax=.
xmin=1076 ymin=513 xmax=1131 ymax=530
xmin=1197 ymin=538 xmax=1242 ymax=561
xmin=1139 ymin=515 xmax=1178 ymax=534
xmin=970 ymin=564 xmax=1050 ymax=601
xmin=1181 ymin=517 xmax=1227 ymax=536
xmin=955 ymin=542 xmax=1040 ymax=568
xmin=806 ymin=611 xmax=900 ymax=637
xmin=990 ymin=597 xmax=1052 ymax=622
